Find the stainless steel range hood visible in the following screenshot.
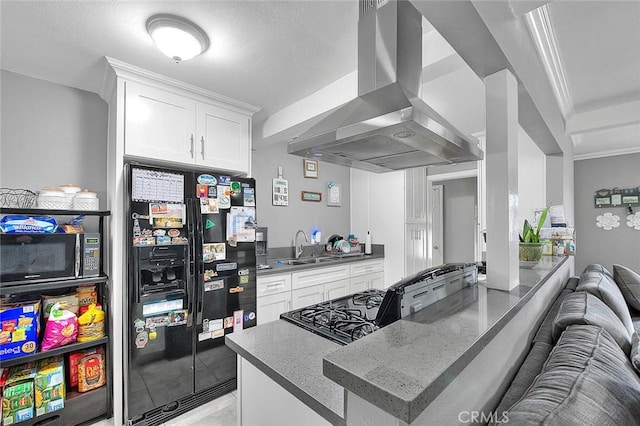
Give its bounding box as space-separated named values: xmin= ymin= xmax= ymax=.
xmin=287 ymin=0 xmax=483 ymax=173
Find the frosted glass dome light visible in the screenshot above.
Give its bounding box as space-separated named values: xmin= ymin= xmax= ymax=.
xmin=147 ymin=15 xmax=209 ymax=62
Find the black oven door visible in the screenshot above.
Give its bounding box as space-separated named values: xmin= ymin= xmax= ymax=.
xmin=0 ymin=233 xmax=77 ymax=283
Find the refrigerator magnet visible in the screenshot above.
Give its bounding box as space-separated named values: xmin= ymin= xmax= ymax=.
xmin=135 ymin=331 xmax=148 ymax=349
xmin=224 ymin=317 xmax=233 ymax=328
xmin=229 ymin=286 xmax=244 ymax=294
xmin=243 ymin=188 xmax=255 ymax=206
xmin=204 ymin=279 xmax=224 ymax=291
xmin=209 ymin=319 xmax=223 ymax=331
xmin=233 ymin=310 xmax=244 ymax=333
xmin=217 ymin=186 xmax=231 ymax=209
xmin=198 ymin=332 xmax=212 ymax=341
xmin=200 ymin=197 xmax=219 ymax=214
xmin=212 ymin=329 xmax=224 ymax=339
xmin=203 ymin=270 xmax=220 ymax=283
xmin=196 ymin=184 xmax=208 ymax=198
xmin=203 ymin=243 xmax=225 ymax=262
xmin=197 ymin=174 xmax=217 ymax=186
xmin=239 ymin=275 xmax=249 ymax=285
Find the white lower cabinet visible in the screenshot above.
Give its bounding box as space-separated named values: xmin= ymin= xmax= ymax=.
xmin=257 ymin=260 xmax=385 ymax=316
xmin=256 ymin=273 xmax=292 ymax=325
xmin=349 ymin=272 xmax=384 ymax=293
xmin=349 ymin=259 xmax=385 ymax=293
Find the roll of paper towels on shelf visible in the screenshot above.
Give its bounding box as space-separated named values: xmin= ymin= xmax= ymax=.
xmin=365 ymin=231 xmax=372 ymax=254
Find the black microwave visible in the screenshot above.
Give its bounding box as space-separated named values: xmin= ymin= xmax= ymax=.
xmin=0 ymin=233 xmax=100 ymax=283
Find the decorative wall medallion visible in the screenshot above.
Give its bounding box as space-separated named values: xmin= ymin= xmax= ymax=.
xmin=596 ymin=212 xmax=620 ymax=231
xmin=627 ymin=212 xmax=640 ymax=230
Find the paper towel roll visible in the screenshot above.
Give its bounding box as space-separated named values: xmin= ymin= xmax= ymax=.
xmin=365 ymin=231 xmax=372 ymax=254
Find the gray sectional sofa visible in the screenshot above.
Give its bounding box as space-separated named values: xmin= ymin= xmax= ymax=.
xmin=491 ymin=264 xmax=640 ymax=425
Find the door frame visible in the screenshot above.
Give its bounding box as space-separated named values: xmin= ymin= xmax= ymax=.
xmin=430 ymin=185 xmax=444 ymax=266
xmin=426 ymin=169 xmax=481 ymax=266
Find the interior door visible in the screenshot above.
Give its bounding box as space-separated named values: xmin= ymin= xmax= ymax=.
xmin=431 ymin=185 xmax=444 ymax=266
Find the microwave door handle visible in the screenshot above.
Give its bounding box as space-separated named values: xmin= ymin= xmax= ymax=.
xmin=75 ymin=234 xmax=81 ymax=278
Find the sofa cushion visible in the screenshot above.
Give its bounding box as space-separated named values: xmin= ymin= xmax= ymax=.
xmin=492 ymin=342 xmax=553 ymax=418
xmin=613 ymin=264 xmax=640 ymax=312
xmin=583 ymin=263 xmax=614 ymax=279
xmin=632 ymin=331 xmax=640 ymax=374
xmin=552 ymin=291 xmax=631 ymax=355
xmin=564 ymin=276 xmax=580 ymax=291
xmin=532 ymin=289 xmax=573 ymax=345
xmin=576 ymin=271 xmax=634 ymax=336
xmin=505 ymin=325 xmax=640 ymax=426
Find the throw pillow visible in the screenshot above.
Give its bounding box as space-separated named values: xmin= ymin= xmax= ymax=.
xmin=552 ymin=291 xmax=632 ymax=355
xmin=613 ymin=264 xmax=640 ymax=312
xmin=577 ymin=271 xmax=635 ymax=336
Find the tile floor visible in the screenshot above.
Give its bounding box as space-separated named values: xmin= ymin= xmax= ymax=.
xmin=90 ymin=391 xmax=237 ymax=426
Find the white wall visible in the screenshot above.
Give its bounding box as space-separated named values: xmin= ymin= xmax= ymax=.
xmin=252 ymin=140 xmax=351 ymax=248
xmin=0 ymin=70 xmax=108 ymax=204
xmin=518 ymin=127 xmax=546 ymax=229
xmin=350 ymin=168 xmax=405 ymax=286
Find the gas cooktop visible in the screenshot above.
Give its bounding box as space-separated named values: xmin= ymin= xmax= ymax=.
xmin=280 ymin=263 xmax=479 ymax=345
xmin=280 ymin=289 xmax=385 ymax=345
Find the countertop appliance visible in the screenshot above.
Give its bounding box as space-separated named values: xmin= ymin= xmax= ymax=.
xmin=287 ymin=0 xmax=483 ymax=173
xmin=125 ymin=164 xmax=257 ymax=425
xmin=280 ymin=263 xmax=477 ymax=345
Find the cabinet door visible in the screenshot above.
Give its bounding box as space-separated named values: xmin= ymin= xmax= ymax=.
xmin=124 ymin=81 xmax=196 ymax=164
xmin=291 ymin=285 xmax=324 ymax=309
xmin=405 ymin=167 xmax=427 ymax=223
xmin=257 ymin=292 xmax=291 ymax=325
xmin=349 ymin=276 xmax=368 ymax=294
xmin=325 ymin=279 xmax=349 ymax=301
xmin=368 ymin=272 xmax=385 ymax=290
xmin=196 ymin=103 xmax=250 ymax=174
xmin=405 ymin=224 xmax=427 ymax=276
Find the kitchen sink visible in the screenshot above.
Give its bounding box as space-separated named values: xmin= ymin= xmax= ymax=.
xmin=286 ymin=257 xmax=337 ymax=265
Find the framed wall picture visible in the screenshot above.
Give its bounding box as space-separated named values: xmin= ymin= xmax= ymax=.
xmin=301 ymin=191 xmax=322 ymax=202
xmin=327 ymin=183 xmax=341 ymax=207
xmin=303 ymin=159 xmax=318 ymax=178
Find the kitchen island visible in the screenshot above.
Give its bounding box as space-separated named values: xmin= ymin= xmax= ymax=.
xmin=226 ymin=257 xmax=571 ymax=425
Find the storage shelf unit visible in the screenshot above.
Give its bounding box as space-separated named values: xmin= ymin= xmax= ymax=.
xmin=0 ymin=208 xmax=112 ymax=425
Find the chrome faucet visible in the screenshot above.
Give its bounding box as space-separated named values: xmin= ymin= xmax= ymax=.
xmin=294 ymin=229 xmax=309 ymax=259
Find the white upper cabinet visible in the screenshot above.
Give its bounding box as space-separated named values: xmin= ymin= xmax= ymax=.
xmin=108 ymin=59 xmax=260 ymax=175
xmin=196 ymin=103 xmax=250 ymax=172
xmin=125 ymin=81 xmax=196 ymax=165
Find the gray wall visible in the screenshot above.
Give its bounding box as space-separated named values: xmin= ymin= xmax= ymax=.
xmin=252 ymin=140 xmax=351 ymax=248
xmin=574 ymin=153 xmax=640 ymax=273
xmin=546 ymin=154 xmax=564 ymax=206
xmin=1 ymin=70 xmax=108 ymax=205
xmin=439 ymin=177 xmax=477 ymax=263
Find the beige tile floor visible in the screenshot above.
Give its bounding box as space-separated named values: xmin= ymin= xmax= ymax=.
xmin=90 ymin=391 xmax=237 ymax=426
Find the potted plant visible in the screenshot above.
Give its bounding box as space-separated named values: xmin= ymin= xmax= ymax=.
xmin=519 ymin=206 xmax=550 ymax=262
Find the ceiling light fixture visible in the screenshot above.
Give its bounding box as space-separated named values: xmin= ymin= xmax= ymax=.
xmin=146 ymin=14 xmax=209 ymax=63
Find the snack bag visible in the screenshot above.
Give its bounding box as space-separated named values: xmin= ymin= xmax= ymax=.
xmin=77 ymin=304 xmax=105 ymax=342
xmin=41 ymin=303 xmax=78 ymax=351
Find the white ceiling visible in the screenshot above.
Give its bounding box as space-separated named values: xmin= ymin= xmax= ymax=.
xmin=1 ymin=0 xmax=638 ymax=160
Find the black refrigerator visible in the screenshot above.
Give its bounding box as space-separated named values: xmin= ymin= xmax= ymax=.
xmin=124 ymin=163 xmax=257 ymax=426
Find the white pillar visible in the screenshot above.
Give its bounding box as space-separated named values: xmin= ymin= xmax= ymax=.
xmin=485 ymin=69 xmax=519 ymax=291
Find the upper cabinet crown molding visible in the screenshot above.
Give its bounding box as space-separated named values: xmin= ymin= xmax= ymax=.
xmin=100 ymin=56 xmax=261 ymax=115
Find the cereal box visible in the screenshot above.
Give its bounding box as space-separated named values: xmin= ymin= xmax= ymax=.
xmin=35 ymin=357 xmax=65 ymax=416
xmin=0 ymin=300 xmax=40 ymax=361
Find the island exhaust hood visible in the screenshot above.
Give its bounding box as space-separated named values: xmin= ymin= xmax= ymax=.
xmin=287 ymin=0 xmax=483 ymax=173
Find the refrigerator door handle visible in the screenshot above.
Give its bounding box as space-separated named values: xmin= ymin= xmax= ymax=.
xmin=193 ymin=197 xmax=205 ymax=323
xmin=186 ymin=198 xmax=196 ymax=325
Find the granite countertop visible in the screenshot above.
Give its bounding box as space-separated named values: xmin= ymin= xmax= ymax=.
xmin=323 ymin=256 xmax=567 ymax=423
xmin=227 ymin=257 xmax=567 ymax=424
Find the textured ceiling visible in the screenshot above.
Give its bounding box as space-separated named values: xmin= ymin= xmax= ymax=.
xmin=1 ymin=0 xmax=638 ymax=159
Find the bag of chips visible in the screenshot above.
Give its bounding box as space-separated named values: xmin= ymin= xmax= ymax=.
xmin=41 ymin=302 xmax=78 ymax=351
xmin=77 ymin=304 xmax=104 ymax=342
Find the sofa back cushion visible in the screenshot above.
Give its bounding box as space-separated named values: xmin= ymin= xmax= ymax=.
xmin=552 ymin=291 xmax=631 ymax=355
xmin=576 ymin=271 xmax=634 ymax=336
xmin=612 ymin=264 xmax=640 ymax=312
xmin=583 ymin=263 xmax=614 ymax=279
xmin=504 ymin=325 xmax=640 ymax=426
